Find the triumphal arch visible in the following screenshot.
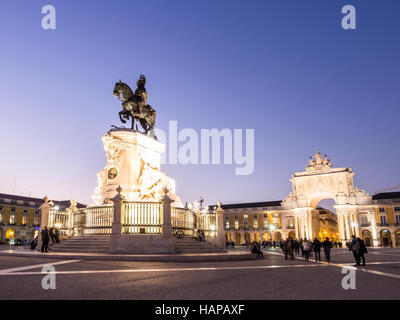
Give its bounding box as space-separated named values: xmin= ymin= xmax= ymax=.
xmin=281 ymin=151 xmax=372 ymax=243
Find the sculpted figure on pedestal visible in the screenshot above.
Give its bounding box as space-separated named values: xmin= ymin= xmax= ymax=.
xmin=113 ymin=75 xmax=156 ymax=137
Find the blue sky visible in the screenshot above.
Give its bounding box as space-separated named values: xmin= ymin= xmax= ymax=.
xmin=0 ymin=0 xmax=399 ymax=206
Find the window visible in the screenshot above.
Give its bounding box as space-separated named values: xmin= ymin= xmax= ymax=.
xmin=361 ymin=216 xmax=368 ymax=224
xmin=394 ymin=207 xmax=400 ymax=212
xmin=22 ymin=216 xmax=27 ymax=225
xmin=10 ymin=207 xmax=16 ymax=212
xmin=225 ymin=221 xmax=230 ymax=230
xmin=234 ymin=221 xmax=239 ymax=230
xmin=263 ymin=214 xmax=268 ymax=218
xmin=379 ymin=207 xmax=385 ymax=213
xmin=244 ymin=220 xmax=248 ymax=230
xmin=380 ymin=216 xmax=387 ymax=225
xmin=0 ymin=206 xmax=3 ymax=211
xmin=243 ymin=214 xmax=248 ymax=219
xmin=9 ymin=215 xmax=15 ymax=224
xmin=253 ymin=220 xmax=258 ymax=229
xmin=34 ymin=217 xmax=39 ymax=225
xmin=0 ymin=214 xmax=2 ymax=223
xmin=395 ymin=215 xmax=400 ymax=224
xmin=264 ymin=220 xmax=269 ymax=229
xmin=253 ymin=214 xmax=257 ymax=219
xmin=35 ymin=209 xmax=39 ymax=214
xmin=23 ymin=209 xmax=28 ymax=214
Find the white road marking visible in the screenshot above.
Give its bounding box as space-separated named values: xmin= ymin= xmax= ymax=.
xmin=0 ymin=260 xmax=80 ymax=275
xmin=0 ymin=263 xmax=329 ymax=276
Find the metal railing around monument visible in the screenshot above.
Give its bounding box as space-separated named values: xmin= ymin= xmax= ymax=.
xmin=48 ymin=209 xmax=70 ymax=236
xmin=171 ymin=207 xmax=196 ymax=236
xmin=73 ymin=202 xmax=197 ymax=236
xmin=74 ymin=205 xmax=113 ymax=236
xmin=198 ymin=212 xmax=217 ymax=238
xmin=122 ymin=201 xmax=162 ymax=235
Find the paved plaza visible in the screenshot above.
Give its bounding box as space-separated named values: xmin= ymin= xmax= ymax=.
xmin=0 ymin=247 xmax=399 ymax=300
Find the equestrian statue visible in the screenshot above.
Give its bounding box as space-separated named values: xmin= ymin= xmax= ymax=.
xmin=113 ymin=75 xmax=156 ymax=137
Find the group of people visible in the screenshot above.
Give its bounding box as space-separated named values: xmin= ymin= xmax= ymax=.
xmin=36 ymin=225 xmax=60 ymax=253
xmin=247 ymin=235 xmax=368 ymax=266
xmin=348 ymin=235 xmax=368 ymax=266
xmin=196 ymin=229 xmax=206 ymax=242
xmin=281 ymin=237 xmax=333 ymax=262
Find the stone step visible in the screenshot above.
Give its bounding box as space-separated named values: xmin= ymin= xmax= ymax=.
xmin=55 ymin=240 xmax=110 ymax=244
xmin=51 ymin=248 xmax=108 ymax=253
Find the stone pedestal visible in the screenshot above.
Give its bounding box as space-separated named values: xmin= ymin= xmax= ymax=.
xmin=215 ymin=202 xmax=226 ymax=249
xmin=37 ymin=196 xmax=53 ymax=251
xmin=92 ymin=129 xmax=181 ymax=205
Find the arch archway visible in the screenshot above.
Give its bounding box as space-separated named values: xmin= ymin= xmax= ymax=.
xmin=262 ymin=232 xmax=270 ymax=241
xmin=395 ymin=229 xmax=400 ymax=247
xmin=361 ymin=230 xmax=372 ymax=247
xmin=244 ymin=232 xmax=251 ymax=244
xmin=234 ymin=232 xmax=241 ymax=246
xmin=380 ymin=229 xmax=391 ymax=247
xmin=5 ymin=228 xmax=15 ymax=241
xmin=282 ymin=151 xmax=371 ymax=243
xmin=253 ymin=232 xmax=260 ymax=242
xmin=225 ymin=233 xmax=232 ymax=242
xmin=287 ymin=231 xmax=295 ymax=239
xmin=273 ymin=231 xmax=281 ymax=242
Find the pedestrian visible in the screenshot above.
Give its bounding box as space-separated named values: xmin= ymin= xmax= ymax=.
xmin=273 ymin=241 xmax=276 ymax=248
xmin=41 ymin=226 xmax=50 ymax=253
xmin=256 ymin=242 xmax=264 ymax=259
xmin=55 ymin=227 xmax=60 ymax=243
xmin=322 ymin=237 xmax=333 ymax=262
xmin=303 ymin=238 xmax=312 ymax=261
xmin=49 ymin=226 xmax=56 ymax=244
xmin=251 ymin=241 xmax=263 ymax=259
xmin=30 ymin=236 xmax=38 ymax=250
xmin=357 ymin=237 xmax=368 ymax=266
xmin=312 ymin=238 xmax=322 ymax=262
xmin=349 ymin=235 xmax=360 ymax=266
xmin=299 ymin=239 xmax=304 ymax=256
xmin=294 ymin=240 xmax=300 ymax=255
xmin=286 ymin=238 xmax=295 ymax=260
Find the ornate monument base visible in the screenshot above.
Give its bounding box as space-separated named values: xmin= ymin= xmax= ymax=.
xmin=92 ymin=128 xmax=181 ymax=205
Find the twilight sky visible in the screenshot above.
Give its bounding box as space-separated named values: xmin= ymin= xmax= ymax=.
xmin=0 ymin=0 xmax=399 ymax=206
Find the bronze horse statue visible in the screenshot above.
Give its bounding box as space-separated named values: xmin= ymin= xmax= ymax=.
xmin=113 ymin=75 xmax=156 ymax=136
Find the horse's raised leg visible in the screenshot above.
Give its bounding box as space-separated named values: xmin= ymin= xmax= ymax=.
xmin=119 ymin=111 xmax=126 ymax=123
xmin=139 ymin=118 xmax=148 ymax=134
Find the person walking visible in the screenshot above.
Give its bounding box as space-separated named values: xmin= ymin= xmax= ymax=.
xmin=49 ymin=226 xmax=56 ymax=244
xmin=286 ymin=238 xmax=295 ymax=260
xmin=40 ymin=226 xmax=50 ymax=253
xmin=349 ymin=235 xmax=360 ymax=266
xmin=357 ymin=237 xmax=368 ymax=266
xmin=303 ymin=238 xmax=312 ymax=261
xmin=312 ymin=238 xmax=322 ymax=262
xmin=299 ymin=239 xmax=304 ymax=256
xmin=294 ymin=240 xmax=300 ymax=255
xmin=322 ymin=237 xmax=333 ymax=262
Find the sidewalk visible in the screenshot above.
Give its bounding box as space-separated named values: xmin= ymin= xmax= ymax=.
xmin=0 ymin=247 xmax=257 ymax=262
